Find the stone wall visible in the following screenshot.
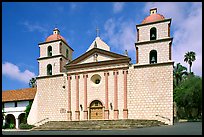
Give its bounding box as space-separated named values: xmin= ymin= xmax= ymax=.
xmin=28 ymin=75 xmax=68 ymax=125
xmin=127 ymin=62 xmax=173 ymax=125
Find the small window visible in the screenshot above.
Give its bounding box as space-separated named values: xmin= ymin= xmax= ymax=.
xmin=149 ymin=50 xmax=157 ymax=64
xmin=66 ymin=49 xmax=69 ymax=58
xmin=95 ymin=102 xmax=99 ymax=106
xmin=150 ymin=27 xmax=157 ymax=40
xmin=91 ymin=74 xmax=101 ymax=85
xmin=48 ymin=46 xmax=52 ymax=57
xmin=47 ymin=64 xmax=52 ymax=75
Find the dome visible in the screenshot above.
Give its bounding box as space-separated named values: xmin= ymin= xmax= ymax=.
xmin=142 ymin=8 xmax=165 ymax=24
xmin=45 ymin=28 xmax=67 ymax=44
xmin=45 ymin=34 xmax=67 ymax=43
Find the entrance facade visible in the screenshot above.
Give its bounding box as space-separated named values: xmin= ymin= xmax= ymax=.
xmin=89 ymin=100 xmax=103 ymax=120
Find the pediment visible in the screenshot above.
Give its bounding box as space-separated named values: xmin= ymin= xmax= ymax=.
xmin=67 ymin=48 xmax=129 ymax=65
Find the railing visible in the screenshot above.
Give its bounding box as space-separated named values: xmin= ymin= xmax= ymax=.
xmin=33 ymin=118 xmax=49 ymax=127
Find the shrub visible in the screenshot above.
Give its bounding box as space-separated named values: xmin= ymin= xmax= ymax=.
xmin=19 ymin=123 xmax=35 ymax=129
xmin=9 ymin=123 xmax=15 ymax=129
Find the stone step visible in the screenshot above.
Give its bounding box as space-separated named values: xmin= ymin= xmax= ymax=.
xmin=32 ymin=119 xmax=167 ymax=130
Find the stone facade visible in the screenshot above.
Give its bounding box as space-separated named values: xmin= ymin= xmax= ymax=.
xmin=27 ymin=8 xmax=174 ymax=126
xmin=128 ymin=63 xmax=173 ymax=125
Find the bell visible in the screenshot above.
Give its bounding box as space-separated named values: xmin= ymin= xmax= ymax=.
xmin=152 ymin=34 xmax=155 ymax=38
xmin=151 ymin=56 xmax=155 ymax=63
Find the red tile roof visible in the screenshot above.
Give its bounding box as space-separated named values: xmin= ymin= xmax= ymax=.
xmin=45 ymin=34 xmax=67 ymax=44
xmin=142 ymin=13 xmax=165 ymax=24
xmin=2 ymin=88 xmax=37 ymax=102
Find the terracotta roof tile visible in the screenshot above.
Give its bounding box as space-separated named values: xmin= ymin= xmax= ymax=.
xmin=2 ymin=88 xmax=37 ymax=102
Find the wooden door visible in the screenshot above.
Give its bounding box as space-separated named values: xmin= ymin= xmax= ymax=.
xmin=90 ymin=100 xmax=103 ymax=119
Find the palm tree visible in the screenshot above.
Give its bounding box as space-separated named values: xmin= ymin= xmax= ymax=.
xmin=29 ymin=77 xmax=37 ymax=88
xmin=184 ymin=51 xmax=196 ymax=74
xmin=173 ymin=63 xmax=188 ymax=86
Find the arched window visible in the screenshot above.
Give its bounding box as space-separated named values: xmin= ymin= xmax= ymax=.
xmin=47 ymin=46 xmax=52 ymax=57
xmin=66 ymin=49 xmax=69 ymax=58
xmin=150 ymin=27 xmax=157 ymax=40
xmin=47 ymin=64 xmax=52 ymax=76
xmin=149 ymin=50 xmax=157 ymax=64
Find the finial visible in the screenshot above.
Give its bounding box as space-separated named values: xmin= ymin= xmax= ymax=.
xmin=53 ymin=25 xmax=60 ymax=35
xmin=150 ymin=8 xmax=157 ymax=15
xmin=96 ymin=27 xmax=100 ymax=37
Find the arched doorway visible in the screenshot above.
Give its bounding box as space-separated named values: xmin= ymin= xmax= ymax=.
xmin=18 ymin=113 xmax=26 ymax=125
xmin=89 ymin=100 xmax=103 ymax=120
xmin=5 ymin=114 xmax=16 ymax=129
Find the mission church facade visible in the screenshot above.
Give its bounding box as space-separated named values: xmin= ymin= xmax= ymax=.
xmin=27 ymin=8 xmax=174 ymax=126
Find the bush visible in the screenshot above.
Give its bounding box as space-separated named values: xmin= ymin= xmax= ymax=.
xmin=19 ymin=123 xmax=35 ymax=129
xmin=9 ymin=123 xmax=15 ymax=129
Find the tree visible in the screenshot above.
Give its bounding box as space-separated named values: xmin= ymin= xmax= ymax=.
xmin=24 ymin=101 xmax=33 ymax=123
xmin=174 ymin=74 xmax=202 ymax=119
xmin=29 ymin=77 xmax=37 ymax=88
xmin=173 ymin=63 xmax=188 ymax=87
xmin=184 ymin=51 xmax=196 ymax=73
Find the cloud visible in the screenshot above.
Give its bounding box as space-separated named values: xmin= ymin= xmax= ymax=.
xmin=113 ymin=2 xmax=125 ymax=13
xmin=20 ymin=21 xmax=49 ymax=39
xmin=21 ymin=21 xmax=47 ymax=33
xmin=102 ymin=17 xmax=136 ymax=61
xmin=144 ymin=2 xmax=202 ymax=76
xmin=2 ymin=62 xmax=36 ymax=84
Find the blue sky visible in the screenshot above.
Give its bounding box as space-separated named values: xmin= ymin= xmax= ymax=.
xmin=2 ymin=2 xmax=202 ymax=91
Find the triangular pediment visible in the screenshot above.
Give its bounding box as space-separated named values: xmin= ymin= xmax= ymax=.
xmin=67 ymin=48 xmax=129 ymax=65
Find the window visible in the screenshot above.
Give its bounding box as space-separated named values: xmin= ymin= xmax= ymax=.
xmin=136 ymin=47 xmax=139 ymax=64
xmin=137 ymin=28 xmax=139 ymax=41
xmin=91 ymin=74 xmax=101 ymax=85
xmin=48 ymin=46 xmax=52 ymax=57
xmin=149 ymin=50 xmax=157 ymax=64
xmin=66 ymin=49 xmax=69 ymax=58
xmin=47 ymin=64 xmax=52 ymax=75
xmin=59 ymin=43 xmax=62 ymax=53
xmin=150 ymin=27 xmax=157 ymax=40
xmin=169 ymin=42 xmax=172 ymax=60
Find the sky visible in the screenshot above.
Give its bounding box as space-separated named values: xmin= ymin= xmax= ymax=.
xmin=2 ymin=2 xmax=202 ymax=91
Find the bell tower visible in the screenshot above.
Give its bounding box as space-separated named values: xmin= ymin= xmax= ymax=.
xmin=135 ymin=8 xmax=173 ymax=65
xmin=37 ymin=28 xmax=74 ymax=77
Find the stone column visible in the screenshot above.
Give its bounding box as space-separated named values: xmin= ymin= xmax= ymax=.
xmin=15 ymin=118 xmax=19 ymax=129
xmin=113 ymin=70 xmax=119 ymax=120
xmin=67 ymin=75 xmax=72 ymax=121
xmin=83 ymin=74 xmax=88 ymax=120
xmin=123 ymin=70 xmax=128 ymax=119
xmin=104 ymin=72 xmax=109 ymax=119
xmin=3 ymin=119 xmax=6 ymax=126
xmin=75 ymin=74 xmax=80 ymax=120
